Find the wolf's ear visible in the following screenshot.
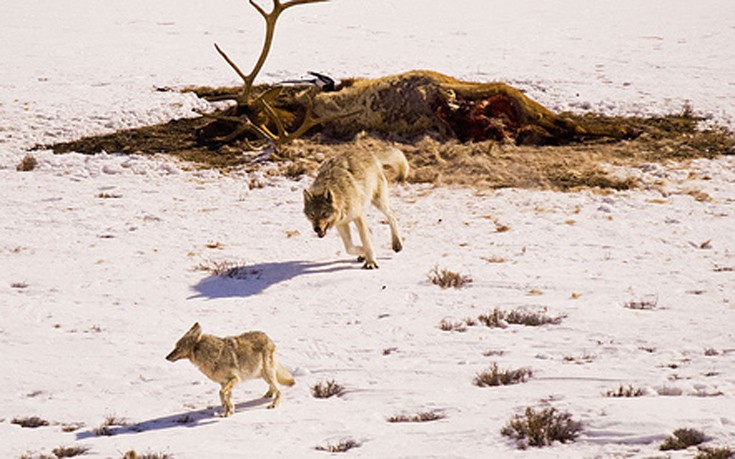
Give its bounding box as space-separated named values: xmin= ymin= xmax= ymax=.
xmin=325 ymin=189 xmax=333 ymax=203
xmin=303 ymin=189 xmax=312 ymax=203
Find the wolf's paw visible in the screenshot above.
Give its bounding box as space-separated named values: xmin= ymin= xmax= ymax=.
xmin=362 ymin=260 xmax=379 ymax=269
xmin=356 ymin=255 xmax=365 ymax=263
xmin=392 ymin=240 xmax=403 ymax=252
xmin=264 ymin=390 xmax=274 ymax=399
xmin=267 ymin=401 xmax=280 ymax=409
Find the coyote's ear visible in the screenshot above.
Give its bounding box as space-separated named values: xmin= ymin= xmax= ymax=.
xmin=186 ymin=322 xmax=202 ymax=339
xmin=325 ymin=189 xmax=333 ymax=203
xmin=303 ymin=189 xmax=312 ymax=203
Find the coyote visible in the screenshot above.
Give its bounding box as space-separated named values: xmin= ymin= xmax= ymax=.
xmin=166 ymin=322 xmax=294 ymax=417
xmin=303 ymin=147 xmax=409 ymax=269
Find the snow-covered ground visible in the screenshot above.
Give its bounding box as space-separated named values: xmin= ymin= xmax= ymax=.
xmin=1 ymin=1 xmax=734 ymax=458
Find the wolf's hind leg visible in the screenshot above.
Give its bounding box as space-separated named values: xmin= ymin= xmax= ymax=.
xmin=261 ymin=353 xmax=282 ymax=409
xmin=372 ymin=179 xmax=403 ymax=253
xmin=219 ymin=377 xmax=238 ymax=417
xmin=337 ymin=223 xmax=364 ymax=260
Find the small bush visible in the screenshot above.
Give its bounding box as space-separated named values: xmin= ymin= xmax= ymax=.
xmin=438 ymin=318 xmax=467 ymax=332
xmin=195 ymin=260 xmax=260 ymax=279
xmin=604 ymin=385 xmax=644 ymax=397
xmin=52 ymin=445 xmax=91 ymax=458
xmin=311 ymin=380 xmax=344 ymax=399
xmin=624 ymin=298 xmax=658 ymax=310
xmin=61 ymin=423 xmax=84 ymax=433
xmin=17 ymin=154 xmax=38 ymax=172
xmin=93 ymin=415 xmax=127 ymax=436
xmin=428 ymin=266 xmax=472 ymax=289
xmin=12 ymin=416 xmax=49 ymax=428
xmin=661 ymin=428 xmax=708 ymax=451
xmin=478 ymin=308 xmax=565 ymax=328
xmin=474 ymin=363 xmax=532 ymax=387
xmin=501 ymin=407 xmax=582 ymax=448
xmin=122 ymin=451 xmax=174 ymax=459
xmin=387 ymin=411 xmax=445 ymax=423
xmin=315 ymin=439 xmax=360 ymax=453
xmin=695 ymin=447 xmax=735 ymax=459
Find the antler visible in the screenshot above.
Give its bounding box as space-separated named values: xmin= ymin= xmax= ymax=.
xmin=199 ymin=0 xmax=346 ymax=148
xmin=215 ymin=0 xmax=329 ymax=102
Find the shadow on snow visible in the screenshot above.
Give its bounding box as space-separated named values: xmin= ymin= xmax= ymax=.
xmin=189 ymin=259 xmax=356 ymax=299
xmin=76 ymin=398 xmax=271 ymax=439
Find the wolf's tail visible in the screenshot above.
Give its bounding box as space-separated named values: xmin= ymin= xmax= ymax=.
xmin=374 ymin=147 xmax=409 ymax=182
xmin=276 ymin=361 xmax=295 ymax=386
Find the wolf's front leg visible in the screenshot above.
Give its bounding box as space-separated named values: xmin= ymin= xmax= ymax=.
xmin=354 ymin=217 xmax=378 ymax=269
xmin=337 ymin=223 xmax=364 ymax=262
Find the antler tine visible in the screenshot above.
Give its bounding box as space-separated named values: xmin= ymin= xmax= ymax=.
xmin=281 ymin=0 xmax=329 ymax=10
xmin=248 ymin=0 xmax=269 ymax=18
xmin=214 ymin=43 xmax=250 ymax=85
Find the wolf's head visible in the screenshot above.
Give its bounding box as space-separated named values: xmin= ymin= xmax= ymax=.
xmin=166 ymin=322 xmax=202 ymax=362
xmin=303 ymin=189 xmax=337 ymax=238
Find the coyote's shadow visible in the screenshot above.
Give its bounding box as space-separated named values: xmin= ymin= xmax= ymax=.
xmin=190 ymin=259 xmax=355 ymax=299
xmin=76 ymin=398 xmax=270 ymax=439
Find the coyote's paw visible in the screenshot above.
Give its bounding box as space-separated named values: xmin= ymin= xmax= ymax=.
xmin=362 ymin=260 xmax=379 ymax=269
xmin=264 ymin=389 xmax=274 ymax=399
xmin=217 ymin=410 xmax=233 ymax=418
xmin=267 ymin=400 xmax=280 ymax=409
xmin=392 ymin=240 xmax=403 ymax=253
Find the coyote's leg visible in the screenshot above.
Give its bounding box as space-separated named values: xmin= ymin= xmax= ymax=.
xmin=261 ymin=352 xmax=281 ymax=409
xmin=354 ymin=216 xmax=378 ymax=269
xmin=219 ymin=377 xmax=238 ymax=417
xmin=372 ymin=179 xmax=403 ymax=253
xmin=337 ymin=223 xmax=364 ymax=261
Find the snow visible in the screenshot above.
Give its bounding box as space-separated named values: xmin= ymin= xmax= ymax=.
xmin=1 ymin=0 xmax=734 ymax=457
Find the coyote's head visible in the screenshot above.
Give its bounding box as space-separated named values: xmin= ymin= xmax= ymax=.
xmin=166 ymin=322 xmax=202 ymax=362
xmin=303 ymin=189 xmax=338 ymax=238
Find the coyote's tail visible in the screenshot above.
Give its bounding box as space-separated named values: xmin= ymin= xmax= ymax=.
xmin=276 ymin=361 xmax=295 ymax=386
xmin=374 ymin=147 xmax=409 ymax=182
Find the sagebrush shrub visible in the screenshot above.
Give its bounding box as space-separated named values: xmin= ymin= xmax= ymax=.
xmin=311 ymin=380 xmax=344 ymax=399
xmin=12 ymin=416 xmax=49 ymax=428
xmin=660 ymin=428 xmax=708 ymax=451
xmin=474 ymin=363 xmax=532 ymax=387
xmin=387 ymin=411 xmax=445 ymax=423
xmin=428 ymin=266 xmax=472 ymax=289
xmin=315 ymin=439 xmax=360 ymax=453
xmin=501 ymin=407 xmax=581 ymax=448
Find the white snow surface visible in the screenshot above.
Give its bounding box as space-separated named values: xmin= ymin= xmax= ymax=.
xmin=1 ymin=1 xmax=734 ymax=458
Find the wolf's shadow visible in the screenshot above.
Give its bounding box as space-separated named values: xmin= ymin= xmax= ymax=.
xmin=189 ymin=259 xmax=355 ymax=299
xmin=75 ymin=398 xmax=270 ymax=439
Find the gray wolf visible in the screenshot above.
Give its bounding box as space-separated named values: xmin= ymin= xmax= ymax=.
xmin=303 ymin=147 xmax=408 ymax=269
xmin=166 ymin=322 xmax=294 ymax=417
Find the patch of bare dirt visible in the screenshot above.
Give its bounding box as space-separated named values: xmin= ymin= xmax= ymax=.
xmin=41 ymin=88 xmax=733 ymax=191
